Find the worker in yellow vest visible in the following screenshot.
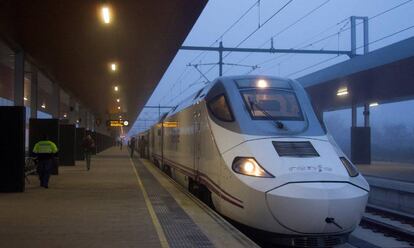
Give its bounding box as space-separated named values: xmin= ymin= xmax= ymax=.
xmin=33 ymin=137 xmax=58 ymax=188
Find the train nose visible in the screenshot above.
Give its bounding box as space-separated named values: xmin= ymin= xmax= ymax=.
xmin=265 ymin=182 xmax=368 ymax=234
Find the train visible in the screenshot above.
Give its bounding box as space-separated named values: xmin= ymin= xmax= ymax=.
xmin=135 ymin=75 xmax=369 ymax=247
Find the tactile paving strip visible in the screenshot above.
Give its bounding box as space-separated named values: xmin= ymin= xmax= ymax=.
xmin=133 ymin=159 xmax=214 ymax=248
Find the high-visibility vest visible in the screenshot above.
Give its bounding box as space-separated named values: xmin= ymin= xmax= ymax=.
xmin=33 ymin=140 xmax=58 ymax=154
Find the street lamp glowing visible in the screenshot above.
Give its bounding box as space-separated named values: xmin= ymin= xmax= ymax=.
xmin=369 ymin=102 xmax=379 ymax=107
xmin=337 ymin=87 xmax=348 ymax=96
xmin=111 ymin=63 xmax=117 ymax=71
xmin=101 ymin=6 xmax=111 ymax=24
xmin=114 ymin=86 xmax=119 ymax=92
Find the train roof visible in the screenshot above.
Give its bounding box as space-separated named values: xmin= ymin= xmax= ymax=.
xmin=165 ymin=75 xmax=298 ymax=118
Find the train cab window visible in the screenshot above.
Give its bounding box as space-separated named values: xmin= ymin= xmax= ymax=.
xmin=207 ymin=94 xmax=234 ymax=122
xmin=241 ymin=89 xmax=303 ymax=121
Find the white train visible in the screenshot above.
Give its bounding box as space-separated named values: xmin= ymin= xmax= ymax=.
xmin=140 ymin=76 xmax=369 ymax=247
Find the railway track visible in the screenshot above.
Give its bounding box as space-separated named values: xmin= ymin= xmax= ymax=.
xmin=358 ymin=205 xmax=414 ymax=247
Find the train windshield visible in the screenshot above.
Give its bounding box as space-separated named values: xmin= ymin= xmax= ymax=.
xmin=241 ymin=89 xmax=304 ymax=121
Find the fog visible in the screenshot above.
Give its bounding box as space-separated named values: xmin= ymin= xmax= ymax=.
xmin=325 ymin=100 xmax=414 ymax=163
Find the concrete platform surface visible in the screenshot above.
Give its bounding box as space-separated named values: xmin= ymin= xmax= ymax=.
xmin=358 ymin=161 xmax=414 ymax=183
xmin=0 ymin=147 xmax=256 ymax=248
xmin=0 ymin=148 xmax=162 ymax=248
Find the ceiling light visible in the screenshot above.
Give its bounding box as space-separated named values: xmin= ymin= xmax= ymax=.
xmin=101 ymin=6 xmax=111 ymax=24
xmin=23 ymin=97 xmax=28 ymax=101
xmin=63 ymin=113 xmax=67 ymax=118
xmin=116 ymin=98 xmax=120 ymax=102
xmin=111 ymin=63 xmax=117 ymax=71
xmin=114 ymin=86 xmax=119 ymax=91
xmin=369 ymin=102 xmax=379 ymax=107
xmin=337 ymin=87 xmax=348 ymax=96
xmin=117 ymin=106 xmax=121 ymax=110
xmin=41 ymin=103 xmax=46 ymax=109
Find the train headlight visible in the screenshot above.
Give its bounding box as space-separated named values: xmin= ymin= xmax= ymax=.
xmin=232 ymin=157 xmax=274 ymax=178
xmin=340 ymin=157 xmax=359 ymax=177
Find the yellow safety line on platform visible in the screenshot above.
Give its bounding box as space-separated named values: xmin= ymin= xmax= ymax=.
xmin=129 ymin=158 xmax=170 ymax=248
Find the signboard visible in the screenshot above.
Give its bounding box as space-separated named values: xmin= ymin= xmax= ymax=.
xmin=107 ymin=120 xmax=129 ymax=127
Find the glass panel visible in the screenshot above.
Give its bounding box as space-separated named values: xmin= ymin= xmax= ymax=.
xmin=37 ymin=72 xmax=53 ymax=118
xmin=241 ymin=89 xmax=303 ymax=121
xmin=207 ymin=94 xmax=233 ymax=122
xmin=236 ymin=78 xmax=292 ymax=89
xmin=0 ymin=41 xmax=14 ymax=106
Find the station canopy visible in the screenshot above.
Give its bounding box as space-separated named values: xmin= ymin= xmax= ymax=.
xmin=297 ymin=37 xmax=414 ymax=112
xmin=0 ymin=0 xmax=207 ymax=125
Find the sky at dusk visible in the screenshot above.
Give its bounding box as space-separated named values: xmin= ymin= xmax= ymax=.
xmin=130 ymin=0 xmax=414 ymax=134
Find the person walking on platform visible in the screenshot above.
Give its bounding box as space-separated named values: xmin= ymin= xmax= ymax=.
xmin=129 ymin=137 xmax=136 ymax=158
xmin=33 ymin=136 xmax=58 ymax=188
xmin=82 ymin=134 xmax=95 ymax=171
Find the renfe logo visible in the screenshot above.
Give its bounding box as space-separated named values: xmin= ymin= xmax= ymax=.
xmin=288 ymin=165 xmax=332 ymax=173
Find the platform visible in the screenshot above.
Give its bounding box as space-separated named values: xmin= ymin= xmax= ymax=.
xmin=0 ymin=147 xmax=256 ymax=248
xmin=358 ymin=161 xmax=414 ymax=183
xmin=357 ymin=162 xmax=414 ymax=216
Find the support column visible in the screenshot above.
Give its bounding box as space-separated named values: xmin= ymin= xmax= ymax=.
xmin=363 ymin=103 xmax=370 ymax=127
xmin=350 ymin=16 xmax=357 ymax=58
xmin=52 ymin=83 xmax=60 ymax=119
xmin=85 ymin=111 xmax=90 ymax=130
xmin=90 ymin=113 xmax=95 ymax=131
xmin=363 ymin=17 xmax=369 ymax=54
xmin=351 ymin=104 xmax=357 ymax=127
xmin=68 ymin=97 xmax=76 ymax=124
xmin=30 ymin=67 xmax=38 ymax=118
xmin=218 ymin=41 xmax=223 ymax=76
xmin=351 ymin=103 xmax=371 ymax=164
xmin=84 ymin=109 xmax=88 ymax=129
xmin=14 ymin=50 xmax=24 ymax=106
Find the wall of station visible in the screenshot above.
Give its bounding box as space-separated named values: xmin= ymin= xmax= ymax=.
xmin=0 ymin=40 xmax=115 ymax=192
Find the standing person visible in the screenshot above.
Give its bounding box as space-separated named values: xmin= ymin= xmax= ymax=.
xmin=120 ymin=138 xmax=123 ymax=150
xmin=82 ymin=134 xmax=95 ymax=171
xmin=33 ymin=135 xmax=58 ymax=188
xmin=129 ymin=137 xmax=136 ymax=158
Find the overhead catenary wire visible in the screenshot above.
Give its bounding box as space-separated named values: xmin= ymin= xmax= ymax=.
xmin=164 ymin=0 xmax=294 ymax=104
xmin=253 ymin=20 xmax=350 ymax=75
xmin=188 ymin=0 xmax=260 ymax=65
xmin=357 ymin=23 xmax=414 ymax=49
xmin=252 ymin=0 xmax=414 ymax=76
xmin=157 ymin=0 xmax=260 ymax=106
xmin=224 ymin=0 xmax=333 ymax=74
xmin=227 ymin=0 xmax=294 ymax=56
xmin=286 ymin=54 xmax=342 ymax=77
xmin=291 ymin=0 xmax=414 ymax=50
xmin=285 ymin=22 xmax=414 ymax=78
xmin=134 ymin=0 xmax=414 ymax=134
xmin=202 ymin=0 xmax=295 ymax=77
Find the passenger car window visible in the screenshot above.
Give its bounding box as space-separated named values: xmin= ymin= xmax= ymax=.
xmin=207 ymin=94 xmax=234 ymax=122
